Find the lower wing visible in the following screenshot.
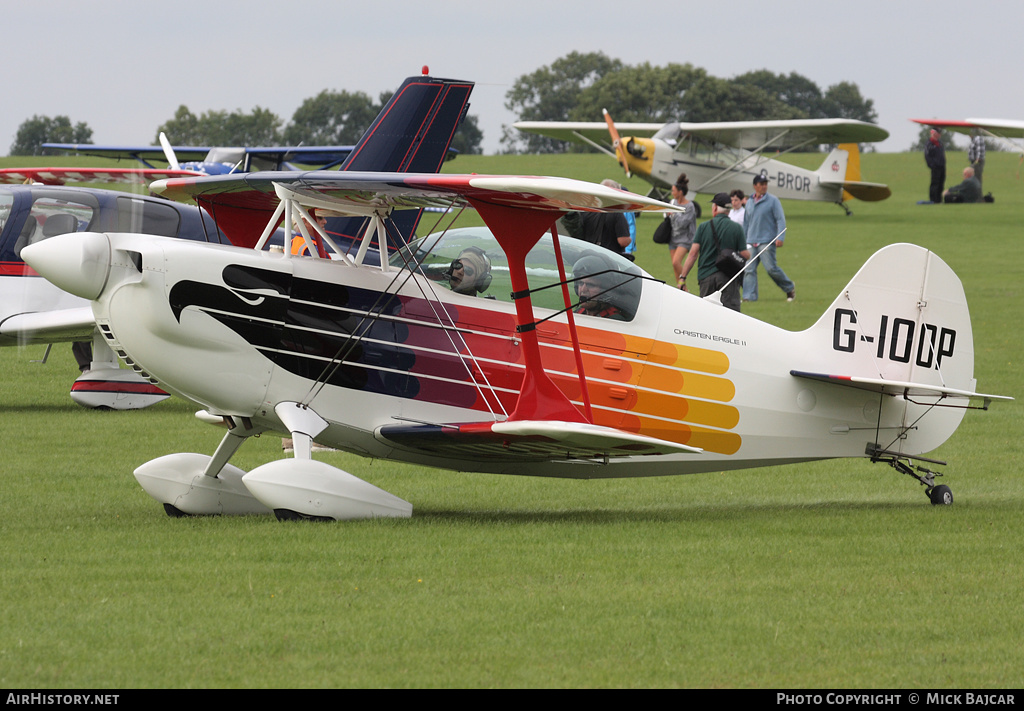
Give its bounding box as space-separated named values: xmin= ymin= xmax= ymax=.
xmin=376 ymin=419 xmax=701 ymax=463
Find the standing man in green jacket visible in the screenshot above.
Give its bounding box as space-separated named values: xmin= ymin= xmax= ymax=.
xmin=679 ymin=193 xmax=750 ymax=312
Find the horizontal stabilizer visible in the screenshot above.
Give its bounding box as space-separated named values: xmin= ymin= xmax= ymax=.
xmin=791 ymin=370 xmax=1012 ymax=407
xmin=818 ymin=179 xmax=891 ymax=202
xmin=377 ymin=419 xmax=701 ymax=463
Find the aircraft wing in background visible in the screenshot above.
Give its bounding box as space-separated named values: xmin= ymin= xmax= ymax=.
xmin=41 ymin=143 xmax=357 ymax=172
xmin=0 ymin=167 xmax=204 ymax=186
xmin=515 ymin=118 xmax=889 ymax=153
xmin=0 ymin=306 xmax=95 ymax=345
xmin=676 ymin=118 xmax=889 ymax=150
xmin=912 ymin=118 xmax=1024 ymax=140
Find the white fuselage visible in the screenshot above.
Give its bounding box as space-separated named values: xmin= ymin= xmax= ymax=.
xmin=632 ymin=135 xmax=844 ymax=202
xmin=65 ymin=231 xmax=971 ymax=479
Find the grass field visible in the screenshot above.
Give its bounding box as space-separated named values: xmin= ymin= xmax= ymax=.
xmin=0 ymin=150 xmax=1021 ymax=688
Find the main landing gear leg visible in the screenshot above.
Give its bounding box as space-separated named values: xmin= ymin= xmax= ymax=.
xmin=240 ymin=402 xmax=413 ymax=522
xmin=134 ymin=416 xmax=272 ymax=517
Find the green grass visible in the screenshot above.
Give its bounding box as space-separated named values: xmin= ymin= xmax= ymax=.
xmin=0 ymin=152 xmax=1022 ymax=688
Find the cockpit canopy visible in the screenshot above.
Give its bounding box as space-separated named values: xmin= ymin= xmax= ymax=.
xmin=390 ymin=226 xmax=647 ymax=321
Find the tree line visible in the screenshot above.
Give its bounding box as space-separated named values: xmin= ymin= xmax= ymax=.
xmin=501 ymin=51 xmax=881 ymax=153
xmin=11 ymin=54 xmax=887 ymax=156
xmin=9 ymin=87 xmax=483 ymax=157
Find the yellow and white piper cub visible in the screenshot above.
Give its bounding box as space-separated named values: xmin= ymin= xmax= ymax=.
xmin=516 ymin=112 xmax=892 ymax=212
xmin=23 ymin=171 xmax=1009 ymax=521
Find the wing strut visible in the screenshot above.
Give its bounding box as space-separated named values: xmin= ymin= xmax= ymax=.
xmin=469 ymin=199 xmax=589 ymax=424
xmin=549 ymin=224 xmax=593 ymax=421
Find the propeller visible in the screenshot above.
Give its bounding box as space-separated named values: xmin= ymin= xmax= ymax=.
xmin=603 ymin=108 xmax=631 ymax=178
xmin=158 ymin=132 xmax=181 ymax=171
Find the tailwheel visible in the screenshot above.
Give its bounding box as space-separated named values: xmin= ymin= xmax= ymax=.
xmin=928 ymin=484 xmax=954 ymax=506
xmin=867 ymin=445 xmax=953 ymax=505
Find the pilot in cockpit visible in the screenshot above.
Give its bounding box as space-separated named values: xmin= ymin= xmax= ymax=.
xmin=445 ymin=247 xmax=492 ymax=296
xmin=572 ymin=255 xmax=628 ymax=320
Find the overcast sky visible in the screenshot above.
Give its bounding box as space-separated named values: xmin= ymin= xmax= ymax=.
xmin=5 ymin=0 xmax=1021 ymax=156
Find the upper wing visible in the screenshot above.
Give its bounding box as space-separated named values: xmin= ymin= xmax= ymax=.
xmin=376 ymin=419 xmax=701 ymax=463
xmin=912 ymin=118 xmax=1024 ymax=139
xmin=41 ymin=143 xmax=212 ymax=163
xmin=150 ymin=171 xmax=682 ymax=247
xmin=0 ymin=307 xmax=96 ymax=344
xmin=678 ymin=119 xmax=889 ymax=149
xmin=40 ymin=144 xmax=355 ymax=170
xmin=966 ymin=118 xmax=1024 ymax=138
xmin=513 ymin=121 xmax=665 ymax=147
xmin=153 ymin=171 xmax=679 ymax=212
xmin=0 ymin=167 xmax=204 ymax=186
xmin=515 ymin=119 xmax=889 ymax=152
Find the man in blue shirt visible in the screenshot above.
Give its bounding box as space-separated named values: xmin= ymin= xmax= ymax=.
xmin=742 ymin=175 xmax=795 ymax=302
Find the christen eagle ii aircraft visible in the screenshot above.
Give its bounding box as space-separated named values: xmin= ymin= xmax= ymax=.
xmin=1 ymin=72 xmax=473 ymax=409
xmin=23 ymin=169 xmax=1010 ymax=521
xmin=515 ymin=113 xmax=892 ymax=213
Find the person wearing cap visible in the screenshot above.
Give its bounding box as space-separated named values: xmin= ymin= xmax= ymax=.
xmin=678 ymin=192 xmax=750 ymax=312
xmin=925 ymin=128 xmax=946 ymax=204
xmin=743 ymin=174 xmax=795 ymax=303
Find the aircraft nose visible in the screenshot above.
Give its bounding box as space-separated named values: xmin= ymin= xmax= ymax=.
xmin=21 ymin=232 xmax=111 ymax=301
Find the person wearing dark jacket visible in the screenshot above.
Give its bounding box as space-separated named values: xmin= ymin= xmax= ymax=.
xmin=943 ymin=167 xmax=982 ymax=204
xmin=925 ymin=129 xmax=946 ymax=203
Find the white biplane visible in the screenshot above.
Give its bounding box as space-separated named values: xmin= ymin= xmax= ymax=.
xmin=516 ymin=112 xmax=892 ymax=213
xmin=23 ymin=171 xmax=1009 ymax=521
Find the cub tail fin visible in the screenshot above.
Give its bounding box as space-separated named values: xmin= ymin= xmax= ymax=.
xmin=817 ymin=143 xmax=891 ymax=202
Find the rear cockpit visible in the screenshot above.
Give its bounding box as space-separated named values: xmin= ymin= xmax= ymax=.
xmin=391 ymin=226 xmax=647 ymax=321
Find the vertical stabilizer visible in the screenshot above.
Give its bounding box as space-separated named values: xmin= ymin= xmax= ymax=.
xmin=800 ymin=243 xmax=975 ymax=454
xmin=817 ymin=144 xmax=851 ymax=200
xmin=328 ymin=74 xmax=474 ymax=258
xmin=837 ymin=142 xmax=861 ymax=183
